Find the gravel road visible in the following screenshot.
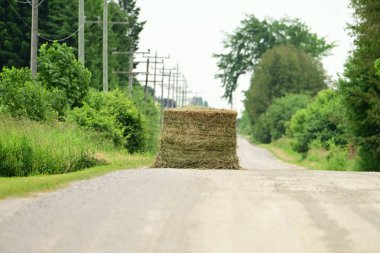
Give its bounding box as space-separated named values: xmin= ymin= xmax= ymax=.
xmin=1 ymin=137 xmax=380 ymax=253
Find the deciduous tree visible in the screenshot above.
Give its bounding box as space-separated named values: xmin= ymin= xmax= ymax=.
xmin=214 ymin=15 xmax=334 ymax=102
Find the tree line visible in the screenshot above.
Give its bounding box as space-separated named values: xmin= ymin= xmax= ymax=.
xmin=1 ymin=0 xmax=143 ymax=90
xmin=215 ymin=0 xmax=380 ymax=171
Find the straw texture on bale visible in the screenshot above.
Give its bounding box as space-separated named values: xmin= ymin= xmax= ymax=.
xmin=154 ymin=107 xmax=240 ymax=169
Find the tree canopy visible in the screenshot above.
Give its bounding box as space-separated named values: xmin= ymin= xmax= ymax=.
xmin=244 ymin=45 xmax=327 ymax=127
xmin=214 ymin=15 xmax=335 ymax=102
xmin=339 ymin=0 xmax=380 ymax=170
xmin=0 ymin=0 xmax=145 ymax=91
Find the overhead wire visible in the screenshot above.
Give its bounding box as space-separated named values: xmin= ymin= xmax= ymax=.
xmin=17 ymin=0 xmax=32 ymax=5
xmin=7 ymin=0 xmax=31 ymax=29
xmin=38 ymin=28 xmax=80 ymax=42
xmin=9 ymin=0 xmax=81 ymax=42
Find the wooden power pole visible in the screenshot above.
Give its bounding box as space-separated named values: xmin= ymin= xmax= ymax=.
xmin=78 ymin=0 xmax=85 ymax=64
xmin=30 ymin=0 xmax=38 ymax=76
xmin=102 ymin=0 xmax=108 ymax=92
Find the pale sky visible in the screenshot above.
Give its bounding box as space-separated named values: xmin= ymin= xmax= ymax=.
xmin=137 ymin=0 xmax=354 ymax=114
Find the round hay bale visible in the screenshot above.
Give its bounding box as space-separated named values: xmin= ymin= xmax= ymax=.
xmin=154 ymin=107 xmax=240 ymax=169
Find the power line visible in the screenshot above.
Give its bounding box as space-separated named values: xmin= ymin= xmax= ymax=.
xmin=37 ymin=0 xmax=47 ymax=7
xmin=7 ymin=0 xmax=31 ymax=29
xmin=8 ymin=0 xmax=79 ymax=42
xmin=38 ymin=28 xmax=80 ymax=42
xmin=17 ymin=0 xmax=31 ymax=5
xmin=16 ymin=0 xmax=46 ymax=7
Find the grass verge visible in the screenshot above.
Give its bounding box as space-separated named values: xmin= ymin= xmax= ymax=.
xmin=0 ymin=152 xmax=154 ymax=200
xmin=260 ymin=138 xmax=357 ymax=171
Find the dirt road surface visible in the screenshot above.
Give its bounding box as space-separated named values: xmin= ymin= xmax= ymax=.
xmin=0 ymin=137 xmax=380 ymax=253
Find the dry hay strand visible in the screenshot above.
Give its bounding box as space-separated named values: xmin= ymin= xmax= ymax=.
xmin=154 ymin=107 xmax=240 ymax=169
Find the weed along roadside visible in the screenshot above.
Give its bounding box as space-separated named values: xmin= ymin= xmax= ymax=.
xmin=0 ymin=154 xmax=153 ymax=200
xmin=0 ymin=115 xmax=154 ymax=199
xmin=154 ymin=107 xmax=240 ymax=170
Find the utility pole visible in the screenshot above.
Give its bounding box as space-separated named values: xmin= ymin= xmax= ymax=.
xmin=171 ymin=72 xmax=176 ymax=107
xmin=78 ymin=0 xmax=85 ymax=64
xmin=160 ymin=67 xmax=176 ymax=107
xmin=144 ymin=58 xmax=150 ymax=101
xmin=30 ymin=0 xmax=38 ymax=76
xmin=167 ymin=70 xmax=172 ymax=107
xmin=182 ymin=79 xmax=187 ymax=107
xmin=175 ymin=64 xmax=180 ymax=104
xmin=113 ymin=49 xmax=150 ymax=95
xmin=128 ymin=47 xmax=134 ymax=94
xmin=184 ymin=79 xmax=189 ymax=107
xmin=102 ymin=0 xmax=108 ymax=92
xmin=150 ymin=52 xmax=170 ymax=98
xmin=160 ymin=64 xmax=165 ymax=125
xmin=141 ymin=52 xmax=168 ymax=100
xmin=153 ymin=53 xmax=159 ymax=98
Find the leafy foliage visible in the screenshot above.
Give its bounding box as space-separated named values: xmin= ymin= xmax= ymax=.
xmin=68 ymin=89 xmax=148 ymax=153
xmin=245 ymin=45 xmax=327 ymax=127
xmin=0 ymin=116 xmax=102 ymax=177
xmin=237 ymin=110 xmax=253 ymax=136
xmin=84 ymin=0 xmax=145 ymax=90
xmin=252 ymin=94 xmax=311 ymax=143
xmin=39 ymin=0 xmax=78 ymax=48
xmin=0 ymin=0 xmax=145 ymax=92
xmin=0 ymin=0 xmax=31 ymax=68
xmin=0 ymin=67 xmax=57 ymax=121
xmin=214 ymin=15 xmax=334 ymax=101
xmin=287 ymin=90 xmax=348 ymax=153
xmin=129 ymin=86 xmax=160 ymax=153
xmin=338 ymin=0 xmax=380 ymax=171
xmin=38 ymin=42 xmax=91 ymax=109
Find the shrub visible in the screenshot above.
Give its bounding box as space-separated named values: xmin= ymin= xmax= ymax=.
xmin=38 ymin=41 xmax=91 ymax=109
xmin=287 ymin=89 xmax=348 ymax=153
xmin=0 ymin=116 xmax=103 ymax=177
xmin=237 ymin=110 xmax=252 ymax=136
xmin=129 ymin=86 xmax=160 ymax=153
xmin=68 ymin=89 xmax=148 ymax=153
xmin=252 ymin=94 xmax=311 ymax=143
xmin=0 ymin=67 xmax=57 ymax=121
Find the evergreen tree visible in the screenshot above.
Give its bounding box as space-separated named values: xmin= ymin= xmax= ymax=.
xmin=39 ymin=0 xmax=78 ymax=49
xmin=0 ymin=0 xmax=31 ymax=68
xmin=0 ymin=0 xmax=145 ymax=93
xmin=340 ymin=0 xmax=380 ymax=171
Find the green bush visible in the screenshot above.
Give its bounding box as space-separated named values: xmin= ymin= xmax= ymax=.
xmin=307 ymin=140 xmax=351 ymax=171
xmin=287 ymin=89 xmax=348 ymax=153
xmin=0 ymin=116 xmax=104 ymax=177
xmin=129 ymin=86 xmax=160 ymax=153
xmin=237 ymin=110 xmax=253 ymax=136
xmin=68 ymin=89 xmax=148 ymax=153
xmin=252 ymin=94 xmax=311 ymax=143
xmin=0 ymin=67 xmax=57 ymax=121
xmin=38 ymin=41 xmax=91 ymax=109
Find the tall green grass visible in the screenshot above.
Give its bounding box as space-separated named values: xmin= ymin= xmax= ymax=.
xmin=0 ymin=116 xmax=110 ymax=177
xmin=262 ymin=137 xmax=358 ymax=171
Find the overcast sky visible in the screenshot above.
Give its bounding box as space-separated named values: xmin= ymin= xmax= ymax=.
xmin=136 ymin=0 xmax=353 ymax=113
